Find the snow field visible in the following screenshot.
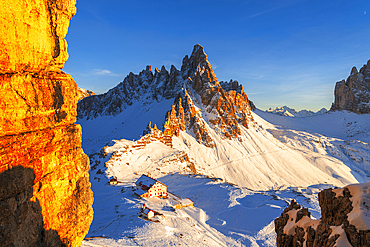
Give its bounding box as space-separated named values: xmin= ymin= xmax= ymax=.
xmin=80 ymin=109 xmax=370 ymax=246
xmin=82 ymin=170 xmax=330 ymax=246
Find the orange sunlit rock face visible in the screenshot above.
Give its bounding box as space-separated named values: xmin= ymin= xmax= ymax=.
xmin=0 ymin=71 xmax=78 ymax=136
xmin=0 ymin=0 xmax=76 ymax=73
xmin=162 ymin=45 xmax=253 ymax=146
xmin=0 ymin=0 xmax=93 ymax=246
xmin=0 ymin=124 xmax=93 ymax=245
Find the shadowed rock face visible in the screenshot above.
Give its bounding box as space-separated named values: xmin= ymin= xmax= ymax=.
xmin=275 ymin=185 xmax=370 ymax=247
xmin=330 ymin=60 xmax=370 ymax=114
xmin=78 ymin=44 xmax=254 ymax=146
xmin=0 ymin=167 xmax=67 ymax=247
xmin=0 ymin=0 xmax=93 ymax=246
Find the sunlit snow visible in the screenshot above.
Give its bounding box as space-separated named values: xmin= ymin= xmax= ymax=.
xmin=79 ymin=110 xmax=370 ymax=246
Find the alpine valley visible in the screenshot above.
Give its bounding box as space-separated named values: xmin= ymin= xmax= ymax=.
xmin=78 ymin=45 xmax=370 ymax=246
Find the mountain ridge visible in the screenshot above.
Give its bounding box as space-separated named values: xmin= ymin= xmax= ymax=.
xmin=78 ymin=45 xmax=370 ymax=246
xmin=78 ymin=44 xmax=254 ymax=145
xmin=77 ymin=45 xmax=363 ymax=191
xmin=266 ymin=106 xmax=327 ymax=117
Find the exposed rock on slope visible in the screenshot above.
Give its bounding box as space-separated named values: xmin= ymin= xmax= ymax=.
xmin=78 ymin=44 xmax=254 ymax=145
xmin=0 ymin=166 xmax=71 ymax=246
xmin=330 ymin=60 xmax=370 ymax=113
xmin=104 ymin=124 xmax=197 ymax=176
xmin=275 ymin=182 xmax=370 ymax=247
xmin=0 ymin=0 xmax=93 ymax=246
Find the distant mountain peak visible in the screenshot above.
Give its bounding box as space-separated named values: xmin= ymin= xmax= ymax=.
xmin=78 ymin=87 xmax=95 ymax=101
xmin=266 ymin=106 xmax=327 ymax=117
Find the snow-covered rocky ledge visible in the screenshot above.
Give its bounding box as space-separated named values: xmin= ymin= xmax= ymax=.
xmin=275 ymin=182 xmax=370 ymax=246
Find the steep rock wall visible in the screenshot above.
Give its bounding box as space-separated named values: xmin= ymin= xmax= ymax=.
xmin=0 ymin=0 xmax=93 ymax=246
xmin=0 ymin=0 xmax=75 ymax=73
xmin=330 ymin=60 xmax=370 ymax=114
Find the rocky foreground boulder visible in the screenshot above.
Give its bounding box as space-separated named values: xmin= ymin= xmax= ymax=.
xmin=275 ymin=182 xmax=370 ymax=246
xmin=0 ymin=0 xmax=93 ymax=246
xmin=330 ymin=60 xmax=370 ymax=113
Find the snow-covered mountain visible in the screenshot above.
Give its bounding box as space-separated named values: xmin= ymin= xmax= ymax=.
xmin=78 ymin=45 xmax=359 ymax=190
xmin=79 ymin=45 xmax=254 ymax=147
xmin=266 ymin=105 xmax=327 ymax=117
xmin=78 ymin=45 xmax=370 ymax=246
xmin=80 ymin=109 xmax=370 ymax=247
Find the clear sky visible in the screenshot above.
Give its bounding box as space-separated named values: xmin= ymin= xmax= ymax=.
xmin=64 ymin=0 xmax=370 ymax=111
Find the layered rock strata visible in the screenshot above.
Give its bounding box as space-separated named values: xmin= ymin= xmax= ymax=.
xmin=275 ymin=182 xmax=370 ymax=247
xmin=0 ymin=0 xmax=93 ymax=246
xmin=330 ymin=60 xmax=370 ymax=113
xmin=78 ymin=45 xmax=254 ymax=146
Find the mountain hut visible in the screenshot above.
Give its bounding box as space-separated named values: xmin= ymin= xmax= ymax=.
xmin=135 ymin=174 xmax=168 ymax=198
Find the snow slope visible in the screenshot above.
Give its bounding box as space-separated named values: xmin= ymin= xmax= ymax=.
xmin=79 ymin=110 xmax=370 ymax=246
xmin=254 ymin=109 xmax=370 ymax=181
xmin=78 ymin=99 xmax=174 ymax=154
xmin=255 ymin=109 xmax=370 ymax=142
xmin=82 ymin=172 xmax=330 ymax=247
xmin=81 ymin=109 xmax=365 ymax=191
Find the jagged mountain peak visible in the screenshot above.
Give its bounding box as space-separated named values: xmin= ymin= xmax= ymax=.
xmin=330 ymin=59 xmax=370 ymax=113
xmin=78 ymin=45 xmax=254 ymax=145
xmin=182 ymin=44 xmax=207 ymax=71
xmin=181 ymin=44 xmax=218 ymax=85
xmin=351 ymin=66 xmax=358 ymax=75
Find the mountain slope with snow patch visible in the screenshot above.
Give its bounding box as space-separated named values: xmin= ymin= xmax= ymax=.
xmin=78 ymin=45 xmax=370 ymax=246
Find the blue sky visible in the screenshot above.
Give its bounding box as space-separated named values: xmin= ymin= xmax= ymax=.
xmin=64 ymin=0 xmax=370 ymax=111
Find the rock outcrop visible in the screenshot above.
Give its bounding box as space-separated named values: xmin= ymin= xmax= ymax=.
xmin=275 ymin=182 xmax=370 ymax=247
xmin=78 ymin=44 xmax=254 ymax=146
xmin=0 ymin=0 xmax=93 ymax=246
xmin=330 ymin=60 xmax=370 ymax=113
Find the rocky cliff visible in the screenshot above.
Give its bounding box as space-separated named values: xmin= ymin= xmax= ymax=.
xmin=0 ymin=1 xmax=93 ymax=246
xmin=78 ymin=44 xmax=254 ymax=146
xmin=275 ymin=182 xmax=370 ymax=247
xmin=330 ymin=60 xmax=370 ymax=113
